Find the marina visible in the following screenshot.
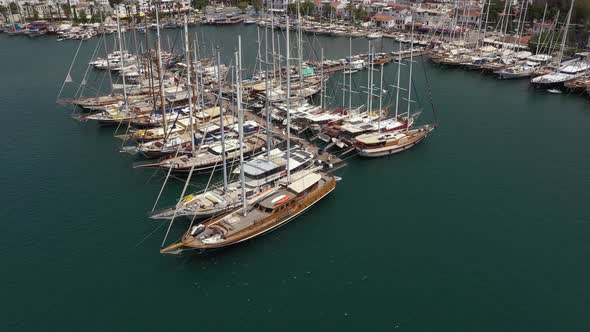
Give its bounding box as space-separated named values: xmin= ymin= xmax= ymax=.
xmin=2 ymin=1 xmax=590 ymax=331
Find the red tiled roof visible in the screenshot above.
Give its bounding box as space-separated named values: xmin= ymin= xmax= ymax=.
xmin=371 ymin=15 xmax=395 ymax=21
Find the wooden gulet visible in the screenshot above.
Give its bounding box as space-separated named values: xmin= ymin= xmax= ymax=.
xmin=161 ymin=26 xmax=337 ymax=254
xmin=355 ymin=24 xmax=435 ymax=158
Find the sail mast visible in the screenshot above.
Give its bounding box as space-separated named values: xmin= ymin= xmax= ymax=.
xmin=270 ymin=3 xmax=277 ymax=90
xmin=367 ymin=45 xmax=374 ymax=118
xmin=348 ymin=37 xmax=352 ymax=111
xmin=154 ymin=1 xmax=168 ymax=137
xmin=365 ymin=41 xmax=371 ymax=110
xmin=406 ymin=24 xmax=414 ymax=132
xmin=216 ymin=47 xmax=228 ymax=191
xmin=237 ymin=36 xmax=247 ymax=216
xmin=395 ymin=41 xmax=401 ymax=119
xmin=183 ymin=14 xmax=195 ymax=152
xmin=116 ymin=15 xmax=128 ymax=108
xmin=535 ymin=3 xmax=548 ymax=56
xmin=257 ymin=26 xmax=263 ymax=79
xmin=557 ymin=0 xmax=575 ymax=67
xmin=264 ymin=25 xmax=272 ymax=160
xmin=378 ymin=62 xmax=383 ymax=133
xmin=286 ymin=13 xmax=291 ymax=183
xmin=320 ymin=47 xmax=324 ymax=110
xmin=296 ymin=0 xmax=303 ymax=98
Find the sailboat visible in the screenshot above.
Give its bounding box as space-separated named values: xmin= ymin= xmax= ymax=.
xmin=355 ymin=26 xmax=435 ymax=157
xmin=495 ymin=4 xmax=554 ymax=79
xmin=161 ymin=25 xmax=336 ymax=254
xmin=321 ymin=42 xmax=416 ymax=148
xmin=150 ymin=146 xmax=315 ymax=220
xmin=531 ymin=0 xmax=590 ymax=88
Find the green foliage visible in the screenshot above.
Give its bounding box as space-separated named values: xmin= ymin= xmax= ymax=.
xmin=191 ymin=0 xmax=208 ymax=10
xmin=352 ymin=5 xmax=368 ymax=21
xmin=251 ymin=0 xmax=262 ymax=12
xmin=9 ymin=2 xmax=18 ymax=13
xmin=288 ymin=1 xmax=316 ymax=16
xmin=0 ymin=5 xmax=8 ymax=17
xmin=237 ymin=1 xmax=248 ymax=10
xmin=528 ymin=30 xmax=554 ymax=51
xmin=61 ymin=4 xmax=71 ymax=18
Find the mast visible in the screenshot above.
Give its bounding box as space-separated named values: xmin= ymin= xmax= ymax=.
xmin=270 ymin=2 xmax=277 ymax=88
xmin=216 ymin=47 xmax=228 ymax=191
xmin=100 ymin=11 xmax=114 ymax=93
xmin=517 ymin=1 xmax=530 ymax=50
xmin=277 ymin=33 xmax=282 ymax=91
xmin=481 ymin=0 xmax=491 ymax=52
xmin=194 ymin=33 xmax=205 ymax=120
xmin=7 ymin=3 xmax=15 ymax=31
xmin=367 ymin=45 xmax=374 ymax=118
xmin=264 ymin=25 xmax=271 ymax=160
xmin=395 ymin=40 xmax=401 ymax=119
xmin=378 ymin=63 xmax=383 ymax=132
xmin=237 ymin=36 xmax=247 ymax=216
xmin=406 ymin=24 xmax=414 ymax=132
xmin=154 ymin=1 xmax=168 ymax=136
xmin=475 ymin=0 xmax=486 ymax=50
xmin=365 ymin=41 xmax=372 ymax=110
xmin=535 ymin=3 xmax=548 ymax=56
xmin=116 ymin=15 xmax=128 ymax=108
xmin=183 ymin=14 xmax=194 ymax=152
xmin=557 ymin=0 xmax=575 ymax=67
xmin=348 ymin=37 xmax=352 ymax=111
xmin=256 ymin=26 xmax=262 ymax=78
xmin=286 ymin=13 xmax=291 ymax=183
xmin=297 ymin=0 xmax=303 ymax=98
xmin=320 ymin=47 xmax=324 ymax=110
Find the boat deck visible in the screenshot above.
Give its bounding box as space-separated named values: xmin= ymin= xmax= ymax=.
xmin=243 ymin=110 xmax=345 ymax=169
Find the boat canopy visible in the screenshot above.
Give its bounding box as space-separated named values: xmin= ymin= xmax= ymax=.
xmin=287 ymin=172 xmax=321 ymax=194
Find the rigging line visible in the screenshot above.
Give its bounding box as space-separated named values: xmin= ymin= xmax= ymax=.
xmin=135 ymin=219 xmax=168 ymax=248
xmin=74 ymin=35 xmax=103 ymax=104
xmin=161 ymin=158 xmax=197 ymax=249
xmin=419 ymin=55 xmax=438 ymax=127
xmin=174 ymin=167 xmax=225 ymax=237
xmin=57 ymin=38 xmax=84 ymax=100
xmin=160 ymin=133 xmax=224 ymax=248
xmin=151 ymin=111 xmax=216 ymax=212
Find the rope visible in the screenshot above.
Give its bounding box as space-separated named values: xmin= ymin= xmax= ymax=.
xmin=420 ymin=56 xmax=438 ymax=127
xmin=57 ymin=38 xmax=84 ymax=100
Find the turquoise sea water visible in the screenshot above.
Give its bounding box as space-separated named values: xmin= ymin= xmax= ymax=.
xmin=1 ymin=25 xmax=590 ymax=331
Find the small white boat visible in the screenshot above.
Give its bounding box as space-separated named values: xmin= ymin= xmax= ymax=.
xmin=547 ymin=89 xmax=562 ymax=94
xmin=366 ymin=32 xmax=383 ymax=39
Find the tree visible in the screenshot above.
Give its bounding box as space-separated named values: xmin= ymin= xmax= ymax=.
xmin=250 ymin=0 xmax=262 ymax=13
xmin=352 ymin=5 xmax=368 ymax=21
xmin=61 ymin=3 xmax=71 ymax=18
xmin=191 ymin=0 xmax=208 ymax=10
xmin=237 ymin=1 xmax=249 ymax=11
xmin=47 ymin=5 xmax=54 ymax=20
xmin=0 ymin=5 xmax=8 ymax=18
xmin=301 ymin=0 xmax=314 ymax=16
xmin=9 ymin=2 xmax=17 ymax=13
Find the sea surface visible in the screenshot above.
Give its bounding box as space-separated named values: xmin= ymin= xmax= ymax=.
xmin=1 ymin=25 xmax=590 ymax=331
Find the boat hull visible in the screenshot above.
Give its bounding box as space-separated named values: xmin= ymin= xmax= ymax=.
xmin=167 ymin=177 xmax=337 ymax=253
xmin=357 ymin=135 xmax=427 ymax=157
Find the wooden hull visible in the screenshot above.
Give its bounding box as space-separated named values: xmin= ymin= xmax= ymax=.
xmin=356 ymin=126 xmax=433 ymax=158
xmin=163 ymin=175 xmax=337 ymax=253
